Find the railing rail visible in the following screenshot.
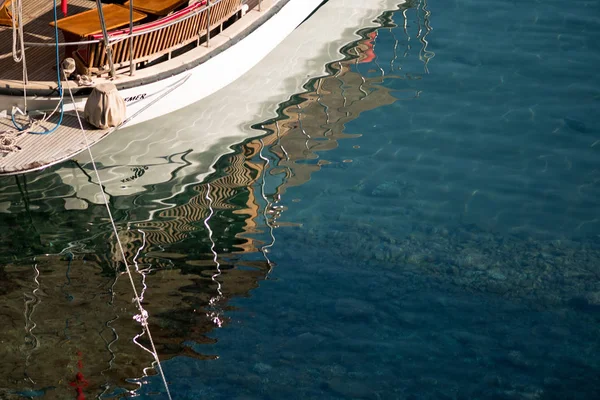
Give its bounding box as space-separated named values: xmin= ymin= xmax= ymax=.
xmin=73 ymin=0 xmax=243 ymax=75
xmin=23 ymin=0 xmax=244 ymax=47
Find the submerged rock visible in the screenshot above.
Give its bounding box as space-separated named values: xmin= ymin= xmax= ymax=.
xmin=325 ymin=377 xmax=377 ymax=399
xmin=253 ymin=362 xmax=273 ymax=374
xmin=564 ymin=117 xmax=586 ymax=133
xmin=334 ymin=297 xmax=376 ymax=319
xmin=282 ymin=219 xmax=600 ymax=310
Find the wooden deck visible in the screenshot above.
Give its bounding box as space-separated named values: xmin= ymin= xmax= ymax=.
xmin=0 ymin=113 xmax=112 ymax=175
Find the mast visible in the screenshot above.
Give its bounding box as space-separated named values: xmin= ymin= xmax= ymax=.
xmin=95 ymin=0 xmax=116 ymax=78
xmin=129 ymin=0 xmax=135 ymax=76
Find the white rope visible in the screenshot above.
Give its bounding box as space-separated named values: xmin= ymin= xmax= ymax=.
xmin=11 ymin=0 xmax=28 ymax=106
xmin=11 ymin=0 xmax=23 ymax=62
xmin=63 ymin=72 xmax=173 ymax=400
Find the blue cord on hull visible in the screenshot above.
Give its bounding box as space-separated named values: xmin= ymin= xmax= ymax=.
xmin=12 ymin=0 xmax=64 ymax=134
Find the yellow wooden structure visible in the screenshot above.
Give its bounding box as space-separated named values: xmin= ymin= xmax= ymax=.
xmin=0 ymin=0 xmax=14 ymax=27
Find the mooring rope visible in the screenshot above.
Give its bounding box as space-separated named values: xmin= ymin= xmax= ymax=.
xmin=63 ymin=73 xmax=173 ymax=400
xmin=11 ymin=0 xmax=28 ymax=110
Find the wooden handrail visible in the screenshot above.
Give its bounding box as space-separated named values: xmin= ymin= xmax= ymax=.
xmin=74 ymin=0 xmax=243 ymax=76
xmin=0 ymin=0 xmax=14 ymax=27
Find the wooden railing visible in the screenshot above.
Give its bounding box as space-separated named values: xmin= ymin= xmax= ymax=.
xmin=0 ymin=0 xmax=14 ymax=27
xmin=74 ymin=0 xmax=243 ymax=76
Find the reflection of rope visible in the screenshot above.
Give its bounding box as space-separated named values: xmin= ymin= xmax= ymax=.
xmin=62 ymin=72 xmax=173 ymax=400
xmin=22 ymin=262 xmax=41 ymax=384
xmin=99 ymin=316 xmax=119 ymax=398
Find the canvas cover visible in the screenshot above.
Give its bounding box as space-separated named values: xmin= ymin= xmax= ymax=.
xmin=84 ymin=83 xmax=126 ymax=129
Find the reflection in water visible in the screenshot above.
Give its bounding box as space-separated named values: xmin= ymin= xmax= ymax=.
xmin=1 ymin=1 xmax=600 ymax=397
xmin=0 ymin=5 xmax=409 ymax=398
xmin=393 ymin=0 xmax=434 ymax=74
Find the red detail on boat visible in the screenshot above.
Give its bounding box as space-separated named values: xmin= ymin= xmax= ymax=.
xmin=69 ymin=351 xmax=89 ymax=400
xmin=360 ymin=31 xmax=377 ymax=63
xmin=61 ymin=0 xmax=68 ymax=17
xmin=90 ymin=0 xmax=208 ymax=40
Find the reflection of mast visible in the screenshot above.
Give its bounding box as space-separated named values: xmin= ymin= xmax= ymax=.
xmin=22 ymin=261 xmax=41 ymax=386
xmin=258 ymin=138 xmax=276 ymax=276
xmin=204 ymin=183 xmax=224 ymax=328
xmin=402 ymin=7 xmax=410 ymax=59
xmin=259 ymin=33 xmax=400 ymax=195
xmin=389 ymin=26 xmax=400 ymax=72
xmin=395 ymin=0 xmax=434 ymax=73
xmin=418 ymin=0 xmax=434 ymax=73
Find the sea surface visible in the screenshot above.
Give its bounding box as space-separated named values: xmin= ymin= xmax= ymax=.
xmin=1 ymin=0 xmax=600 ymax=399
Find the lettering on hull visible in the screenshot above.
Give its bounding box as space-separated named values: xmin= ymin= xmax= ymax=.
xmin=124 ymin=94 xmax=147 ymax=103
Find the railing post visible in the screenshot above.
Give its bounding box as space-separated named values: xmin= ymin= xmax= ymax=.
xmin=129 ymin=0 xmax=135 ymax=76
xmin=206 ymin=0 xmax=211 ymax=47
xmin=258 ymin=0 xmax=261 ymax=12
xmin=95 ymin=0 xmax=116 ymax=78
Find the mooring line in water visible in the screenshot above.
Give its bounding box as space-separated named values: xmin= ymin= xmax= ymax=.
xmin=64 ymin=74 xmax=173 ymax=400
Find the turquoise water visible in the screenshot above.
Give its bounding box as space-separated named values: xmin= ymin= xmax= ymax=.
xmin=145 ymin=0 xmax=600 ymax=398
xmin=1 ymin=0 xmax=600 ymax=398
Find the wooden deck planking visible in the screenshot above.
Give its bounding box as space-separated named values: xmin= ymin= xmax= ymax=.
xmin=0 ymin=113 xmax=112 ymax=175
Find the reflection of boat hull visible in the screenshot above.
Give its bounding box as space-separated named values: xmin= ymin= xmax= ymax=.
xmin=55 ymin=0 xmax=407 ymax=204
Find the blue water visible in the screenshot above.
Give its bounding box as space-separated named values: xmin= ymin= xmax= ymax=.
xmin=136 ymin=0 xmax=600 ymax=398
xmin=1 ymin=0 xmax=600 ymax=398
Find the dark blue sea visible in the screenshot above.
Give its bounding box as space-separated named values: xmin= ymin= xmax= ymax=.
xmin=1 ymin=0 xmax=599 ymax=399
